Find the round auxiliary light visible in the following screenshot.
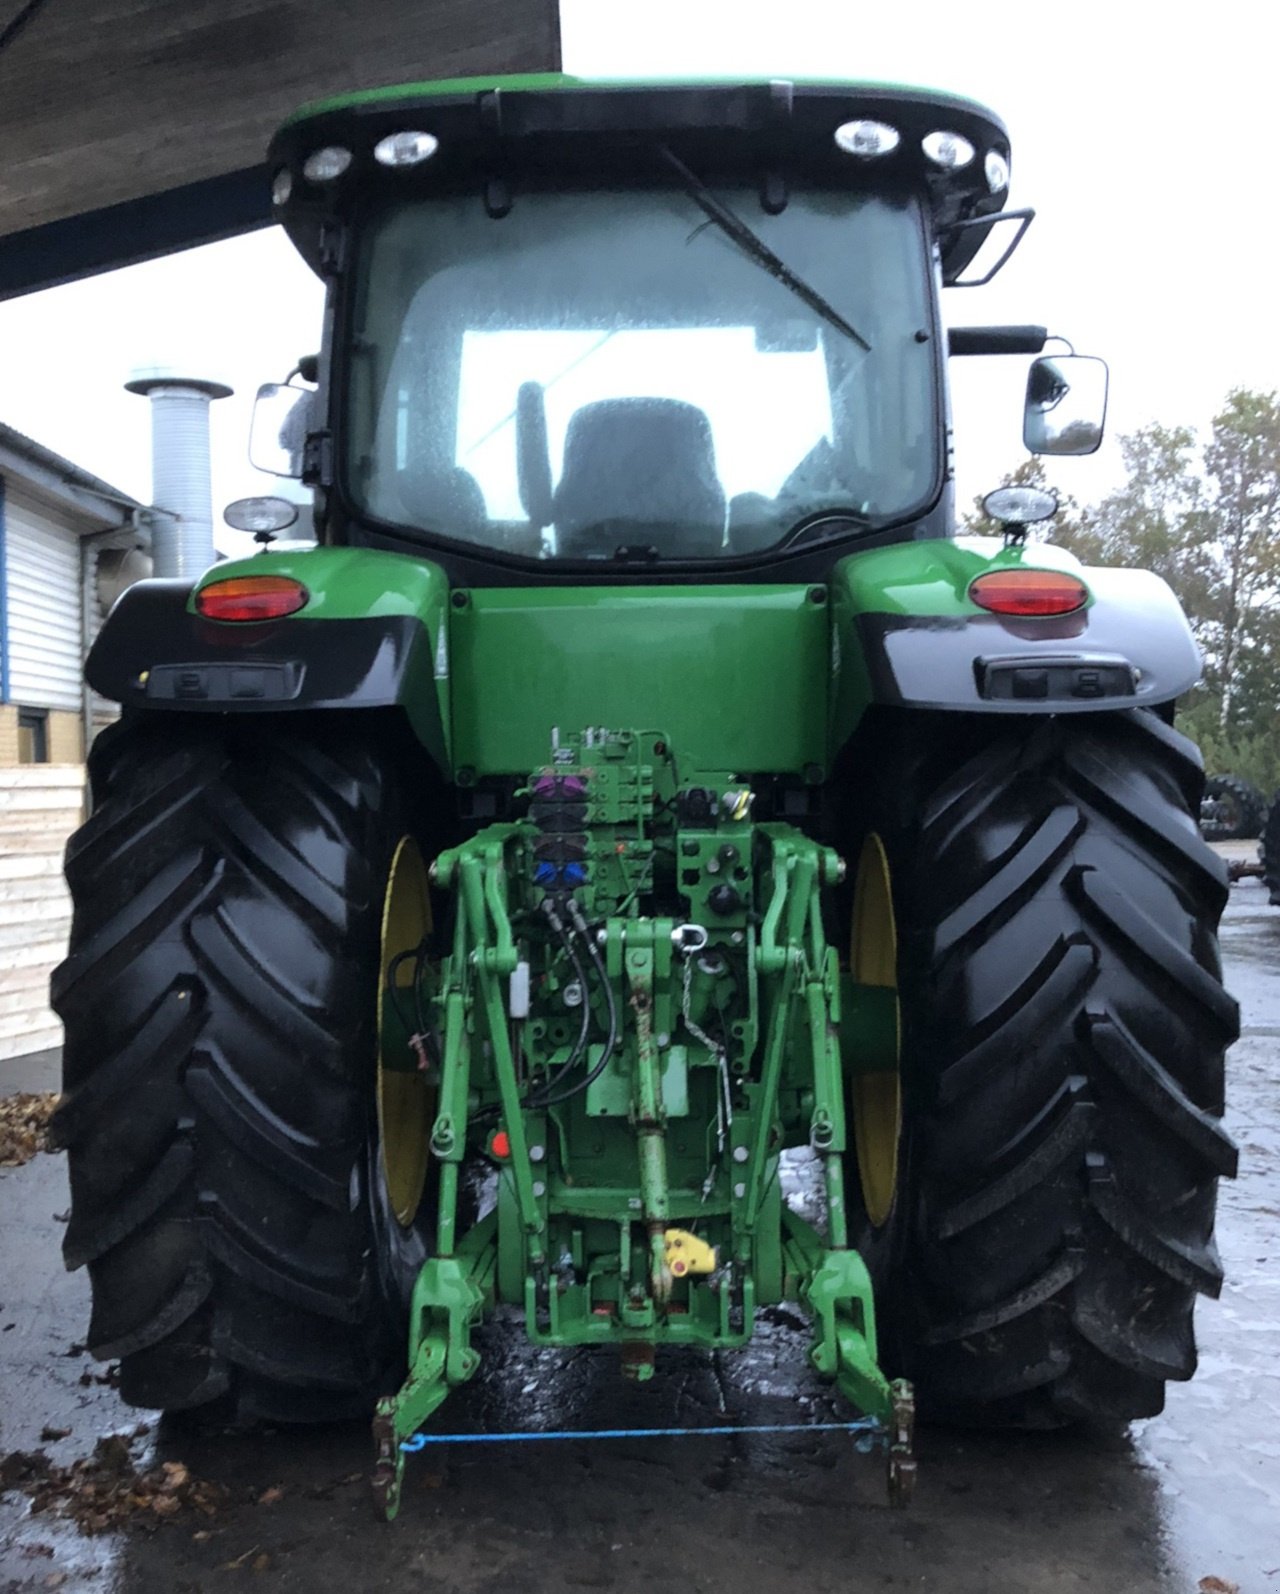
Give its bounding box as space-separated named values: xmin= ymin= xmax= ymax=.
xmin=271 ymin=168 xmax=293 ymax=207
xmin=984 ymin=148 xmax=1010 ymax=194
xmin=834 ymin=119 xmax=901 ymax=158
xmin=982 ymin=485 xmax=1059 ymax=525
xmin=922 ymin=130 xmax=975 ymax=170
xmin=302 ymin=145 xmax=353 ymax=183
xmin=374 ymin=130 xmax=440 ymax=168
xmin=223 ymin=496 xmax=299 ymax=536
xmin=969 ymin=568 xmax=1088 ymax=618
xmin=196 ymin=575 xmax=309 ymax=623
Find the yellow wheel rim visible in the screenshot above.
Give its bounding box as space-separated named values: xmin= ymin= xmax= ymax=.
xmin=850 ymin=833 xmax=902 ymax=1228
xmin=376 ymin=836 xmax=435 ymax=1228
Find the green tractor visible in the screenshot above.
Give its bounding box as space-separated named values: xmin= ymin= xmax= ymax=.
xmin=51 ymin=75 xmax=1238 ymax=1516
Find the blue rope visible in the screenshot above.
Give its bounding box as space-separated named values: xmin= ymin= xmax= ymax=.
xmin=401 ymin=1418 xmax=883 ymax=1452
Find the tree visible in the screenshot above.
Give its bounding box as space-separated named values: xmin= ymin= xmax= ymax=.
xmin=1198 ymin=389 xmax=1280 ymax=729
xmin=1058 ymin=423 xmax=1214 ymax=617
xmin=958 ymin=455 xmax=1086 ymax=542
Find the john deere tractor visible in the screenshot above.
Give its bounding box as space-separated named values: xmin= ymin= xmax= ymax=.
xmin=52 ymin=76 xmax=1238 ymax=1515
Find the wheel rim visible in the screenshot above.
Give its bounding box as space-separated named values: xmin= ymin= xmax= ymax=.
xmin=849 ymin=833 xmax=902 ymax=1228
xmin=376 ymin=836 xmax=435 ymax=1228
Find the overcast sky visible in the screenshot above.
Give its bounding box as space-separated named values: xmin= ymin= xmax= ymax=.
xmin=0 ymin=0 xmax=1273 ymax=554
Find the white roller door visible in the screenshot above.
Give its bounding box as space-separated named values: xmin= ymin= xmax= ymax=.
xmin=4 ymin=486 xmax=83 ymax=712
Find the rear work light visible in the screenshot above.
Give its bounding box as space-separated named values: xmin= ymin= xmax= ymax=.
xmin=196 ymin=576 xmax=309 ymax=622
xmin=968 ymin=568 xmax=1088 ymax=617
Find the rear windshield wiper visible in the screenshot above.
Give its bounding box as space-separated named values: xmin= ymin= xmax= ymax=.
xmin=660 ymin=146 xmax=872 ymax=356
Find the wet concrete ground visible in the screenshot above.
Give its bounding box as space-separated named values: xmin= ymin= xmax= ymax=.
xmin=2 ymin=874 xmax=1277 ymax=1593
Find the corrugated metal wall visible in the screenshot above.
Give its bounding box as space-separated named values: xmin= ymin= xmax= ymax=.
xmin=4 ymin=485 xmax=83 ymax=711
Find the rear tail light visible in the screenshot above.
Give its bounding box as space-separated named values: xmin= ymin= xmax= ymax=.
xmin=968 ymin=569 xmax=1087 ymax=617
xmin=196 ymin=576 xmax=309 ymax=622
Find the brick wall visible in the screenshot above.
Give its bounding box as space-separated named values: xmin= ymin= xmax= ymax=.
xmin=0 ymin=706 xmax=84 ymax=767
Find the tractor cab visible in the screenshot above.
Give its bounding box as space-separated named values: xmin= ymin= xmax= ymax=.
xmin=263 ymin=76 xmax=1026 ymax=575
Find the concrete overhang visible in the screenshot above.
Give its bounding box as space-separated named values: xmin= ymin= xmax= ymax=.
xmin=0 ymin=0 xmax=560 ymax=300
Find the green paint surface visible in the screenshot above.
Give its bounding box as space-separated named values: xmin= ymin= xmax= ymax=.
xmin=287 ymin=72 xmax=999 ymax=127
xmin=833 ymin=535 xmax=1092 ymax=620
xmin=193 ymin=545 xmax=448 ymax=623
xmin=828 ymin=535 xmax=1092 ymax=742
xmin=448 ymin=585 xmax=830 ymax=778
xmin=194 ymin=546 xmax=451 ymax=762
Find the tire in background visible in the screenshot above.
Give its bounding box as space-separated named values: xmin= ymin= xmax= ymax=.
xmin=1261 ymin=791 xmax=1280 ymax=906
xmin=50 ymin=714 xmax=440 ymax=1422
xmin=845 ymin=709 xmax=1239 ymax=1427
xmin=1200 ymin=773 xmax=1266 ymax=842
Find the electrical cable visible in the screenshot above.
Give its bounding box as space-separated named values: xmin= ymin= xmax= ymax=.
xmin=529 ymin=898 xmax=619 ymax=1107
xmin=523 ymin=897 xmax=592 ymax=1107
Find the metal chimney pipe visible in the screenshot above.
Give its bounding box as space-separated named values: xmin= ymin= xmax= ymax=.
xmin=125 ymin=369 xmax=232 ymax=578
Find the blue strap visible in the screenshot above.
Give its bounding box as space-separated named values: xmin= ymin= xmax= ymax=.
xmin=401 ymin=1418 xmax=882 ymax=1452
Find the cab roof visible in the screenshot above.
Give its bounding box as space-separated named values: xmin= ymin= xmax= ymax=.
xmin=270 ymin=74 xmax=1012 ymax=284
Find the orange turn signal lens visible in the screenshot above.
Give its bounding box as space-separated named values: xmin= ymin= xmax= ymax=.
xmin=968 ymin=569 xmax=1087 ymax=617
xmin=196 ymin=576 xmax=309 ymax=622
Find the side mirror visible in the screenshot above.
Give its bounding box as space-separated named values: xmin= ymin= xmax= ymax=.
xmin=1023 ymin=354 xmax=1108 ymax=456
xmin=250 ymin=382 xmax=315 ymax=478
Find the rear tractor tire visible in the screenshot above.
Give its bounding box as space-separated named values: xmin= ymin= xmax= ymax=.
xmin=846 ymin=710 xmax=1239 ymax=1428
xmin=50 ymin=715 xmax=441 ymax=1422
xmin=1261 ymin=792 xmax=1280 ymax=906
xmin=1200 ymin=773 xmax=1266 ymax=842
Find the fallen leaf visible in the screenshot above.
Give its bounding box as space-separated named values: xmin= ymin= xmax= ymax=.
xmin=0 ymin=1093 xmax=60 ymax=1168
xmin=0 ymin=1450 xmax=55 ymax=1490
xmin=193 ymin=1529 xmax=213 ymax=1542
xmin=39 ymin=1428 xmax=71 ymax=1443
xmin=252 ymin=1553 xmax=271 ymax=1572
xmin=1199 ymin=1579 xmax=1239 ymax=1594
xmin=1 ymin=1432 xmax=227 ymax=1534
xmin=256 ymin=1485 xmax=284 ymax=1506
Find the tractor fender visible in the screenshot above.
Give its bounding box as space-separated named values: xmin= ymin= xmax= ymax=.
xmin=86 ymin=548 xmax=451 ymax=768
xmin=832 ymin=537 xmax=1201 ymax=726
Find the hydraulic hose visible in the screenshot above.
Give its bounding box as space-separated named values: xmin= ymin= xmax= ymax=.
xmin=525 ymin=896 xmax=593 ymax=1107
xmin=533 ymin=898 xmax=619 ymax=1108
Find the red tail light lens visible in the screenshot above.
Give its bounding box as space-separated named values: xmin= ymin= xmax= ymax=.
xmin=968 ymin=569 xmax=1087 ymax=617
xmin=196 ymin=576 xmax=309 ymax=622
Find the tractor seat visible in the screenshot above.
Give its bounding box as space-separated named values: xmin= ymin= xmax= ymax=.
xmin=553 ymin=398 xmax=726 ymax=558
xmin=397 ymin=464 xmax=487 ymax=537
